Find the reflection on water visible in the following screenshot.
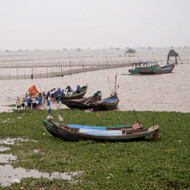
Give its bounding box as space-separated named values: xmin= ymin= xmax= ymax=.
xmin=0 ymin=146 xmax=10 ymax=152
xmin=0 ymin=164 xmax=83 ymax=187
xmin=0 ymin=64 xmax=190 ymax=113
xmin=0 ymin=138 xmax=83 ymax=187
xmin=0 ymin=153 xmax=17 ymax=163
xmin=0 ymin=138 xmax=36 ymax=145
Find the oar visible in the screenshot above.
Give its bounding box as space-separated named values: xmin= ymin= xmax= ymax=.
xmin=179 ymin=56 xmax=183 ymax=64
xmin=107 ymin=75 xmax=112 ymax=95
xmin=114 ymin=72 xmax=117 ymax=93
xmin=36 ymin=81 xmax=47 ymax=109
xmin=133 ymin=109 xmax=140 ymax=123
xmin=55 ymin=96 xmax=63 ymax=124
xmin=58 ymin=110 xmax=63 ymax=124
xmin=153 ymin=110 xmax=156 ymax=126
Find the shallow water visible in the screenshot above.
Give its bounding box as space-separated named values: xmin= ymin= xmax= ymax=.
xmin=0 ymin=138 xmax=82 ymax=187
xmin=0 ymin=164 xmax=82 ymax=187
xmin=0 ymin=64 xmax=190 ymax=113
xmin=0 ymin=146 xmax=11 ymax=152
xmin=0 ymin=138 xmax=35 ymax=145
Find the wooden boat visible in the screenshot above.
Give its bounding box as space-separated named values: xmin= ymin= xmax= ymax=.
xmin=61 ymin=91 xmax=119 ymax=111
xmin=128 ymin=49 xmax=180 ymax=75
xmin=43 ymin=119 xmax=142 ymax=138
xmin=139 ymin=64 xmax=175 ymax=74
xmin=128 ymin=62 xmax=158 ymax=74
xmin=42 ymin=119 xmax=159 ymax=141
xmin=61 ymin=95 xmax=101 ymax=110
xmin=92 ymin=93 xmax=119 ymax=111
xmin=61 ymin=85 xmax=88 ymax=100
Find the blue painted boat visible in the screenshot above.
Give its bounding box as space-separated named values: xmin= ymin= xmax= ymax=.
xmin=42 ymin=119 xmax=159 ymax=141
xmin=92 ymin=93 xmax=119 ymax=111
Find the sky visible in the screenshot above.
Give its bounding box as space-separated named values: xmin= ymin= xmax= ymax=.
xmin=0 ymin=0 xmax=190 ymax=50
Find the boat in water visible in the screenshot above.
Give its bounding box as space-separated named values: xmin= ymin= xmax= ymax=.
xmin=139 ymin=63 xmax=175 ymax=74
xmin=128 ymin=62 xmax=158 ymax=74
xmin=128 ymin=49 xmax=181 ymax=75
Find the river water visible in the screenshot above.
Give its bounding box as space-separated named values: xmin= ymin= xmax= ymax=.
xmin=0 ymin=63 xmax=190 ymax=113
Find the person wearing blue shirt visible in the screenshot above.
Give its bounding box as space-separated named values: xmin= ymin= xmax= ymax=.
xmin=47 ymin=99 xmax=51 ymax=106
xmin=77 ymin=85 xmax=81 ymax=93
xmin=45 ymin=91 xmax=50 ymax=100
xmin=54 ymin=88 xmax=61 ymax=98
xmin=61 ymin=89 xmax=64 ymax=96
xmin=37 ymin=95 xmax=42 ymax=105
xmin=27 ymin=97 xmax=31 ymax=107
xmin=65 ymin=85 xmax=72 ymax=93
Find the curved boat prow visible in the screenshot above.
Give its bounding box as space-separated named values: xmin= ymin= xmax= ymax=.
xmin=152 ymin=125 xmax=159 ymax=140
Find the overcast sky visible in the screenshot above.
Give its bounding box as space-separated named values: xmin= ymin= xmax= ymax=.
xmin=0 ymin=0 xmax=189 ymax=50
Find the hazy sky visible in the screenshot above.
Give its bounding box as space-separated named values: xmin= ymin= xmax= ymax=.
xmin=0 ymin=0 xmax=190 ymax=50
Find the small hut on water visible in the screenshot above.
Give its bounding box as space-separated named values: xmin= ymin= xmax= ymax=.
xmin=124 ymin=48 xmax=136 ymax=57
xmin=167 ymin=49 xmax=183 ymax=64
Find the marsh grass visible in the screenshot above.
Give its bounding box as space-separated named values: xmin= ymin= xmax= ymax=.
xmin=0 ymin=109 xmax=190 ymax=189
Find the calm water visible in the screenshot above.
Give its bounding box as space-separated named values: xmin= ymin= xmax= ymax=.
xmin=0 ymin=63 xmax=190 ymax=113
xmin=0 ymin=138 xmax=82 ymax=187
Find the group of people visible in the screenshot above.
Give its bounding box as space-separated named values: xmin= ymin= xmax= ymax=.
xmin=48 ymin=85 xmax=81 ymax=100
xmin=65 ymin=85 xmax=81 ymax=94
xmin=16 ymin=93 xmax=43 ymax=110
xmin=64 ymin=85 xmax=81 ymax=94
xmin=16 ymin=84 xmax=82 ymax=110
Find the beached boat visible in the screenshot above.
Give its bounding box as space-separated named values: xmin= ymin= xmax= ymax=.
xmin=42 ymin=119 xmax=158 ymax=141
xmin=92 ymin=93 xmax=119 ymax=111
xmin=61 ymin=93 xmax=101 ymax=110
xmin=61 ymin=91 xmax=119 ymax=111
xmin=139 ymin=64 xmax=175 ymax=74
xmin=61 ymin=98 xmax=93 ymax=110
xmin=61 ymin=85 xmax=88 ymax=100
xmin=43 ymin=119 xmax=142 ymax=138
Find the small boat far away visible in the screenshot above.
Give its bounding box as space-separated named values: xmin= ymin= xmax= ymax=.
xmin=139 ymin=63 xmax=175 ymax=74
xmin=128 ymin=49 xmax=182 ymax=75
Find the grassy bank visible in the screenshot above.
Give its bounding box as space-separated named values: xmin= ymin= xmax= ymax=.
xmin=0 ymin=109 xmax=190 ymax=190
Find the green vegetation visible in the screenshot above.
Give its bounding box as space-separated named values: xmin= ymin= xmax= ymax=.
xmin=7 ymin=104 xmax=16 ymax=107
xmin=0 ymin=109 xmax=190 ymax=190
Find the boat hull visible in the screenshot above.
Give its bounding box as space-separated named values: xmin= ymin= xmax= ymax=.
xmin=61 ymin=99 xmax=94 ymax=109
xmin=42 ymin=120 xmax=159 ymax=142
xmin=61 ymin=85 xmax=88 ymax=100
xmin=139 ymin=64 xmax=175 ymax=74
xmin=128 ymin=68 xmax=140 ymax=74
xmin=93 ymin=95 xmax=119 ymax=111
xmin=61 ymin=94 xmax=119 ymax=111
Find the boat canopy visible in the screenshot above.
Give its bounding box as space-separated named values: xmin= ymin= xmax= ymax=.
xmin=131 ymin=61 xmax=158 ymax=67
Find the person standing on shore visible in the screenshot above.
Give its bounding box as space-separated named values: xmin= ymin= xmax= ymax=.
xmin=16 ymin=97 xmax=21 ymax=110
xmin=77 ymin=85 xmax=81 ymax=93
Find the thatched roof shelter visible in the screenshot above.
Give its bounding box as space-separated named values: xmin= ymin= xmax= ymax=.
xmin=167 ymin=49 xmax=182 ymax=64
xmin=124 ymin=48 xmax=136 ymax=57
xmin=168 ymin=49 xmax=179 ymax=57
